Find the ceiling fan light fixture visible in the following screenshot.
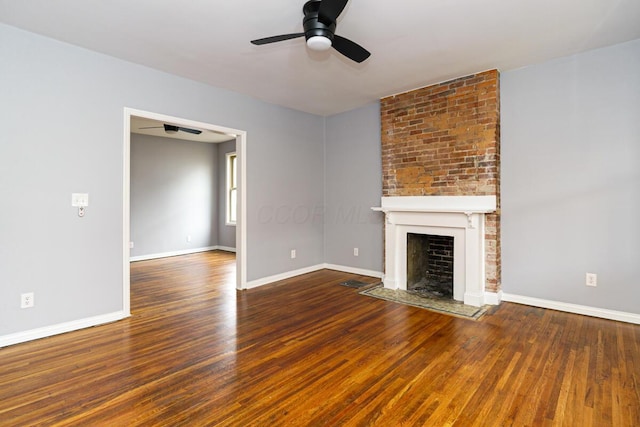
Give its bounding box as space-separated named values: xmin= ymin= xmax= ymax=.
xmin=251 ymin=0 xmax=370 ymax=63
xmin=306 ymin=35 xmax=332 ymax=51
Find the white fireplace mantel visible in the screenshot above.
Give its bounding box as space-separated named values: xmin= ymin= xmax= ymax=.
xmin=372 ymin=196 xmax=497 ymax=307
xmin=372 ymin=195 xmax=496 ymax=214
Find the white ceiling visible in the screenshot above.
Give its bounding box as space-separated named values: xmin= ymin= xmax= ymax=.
xmin=1 ymin=0 xmax=639 ymax=116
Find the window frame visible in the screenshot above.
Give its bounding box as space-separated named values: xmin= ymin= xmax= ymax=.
xmin=225 ymin=152 xmax=237 ymax=226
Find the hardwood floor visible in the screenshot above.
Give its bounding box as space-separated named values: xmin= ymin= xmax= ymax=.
xmin=1 ymin=251 xmax=639 ymax=426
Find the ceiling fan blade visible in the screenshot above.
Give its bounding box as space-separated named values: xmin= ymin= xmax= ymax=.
xmin=138 ymin=124 xmax=202 ymax=135
xmin=178 ymin=127 xmax=202 ymax=135
xmin=318 ymin=0 xmax=349 ymax=25
xmin=332 ymin=35 xmax=370 ymax=63
xmin=251 ymin=33 xmax=305 ymax=45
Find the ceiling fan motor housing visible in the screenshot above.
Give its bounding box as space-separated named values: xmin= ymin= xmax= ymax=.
xmin=303 ymin=0 xmax=336 ymax=43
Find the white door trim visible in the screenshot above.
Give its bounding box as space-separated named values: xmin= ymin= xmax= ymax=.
xmin=123 ymin=108 xmax=248 ymax=314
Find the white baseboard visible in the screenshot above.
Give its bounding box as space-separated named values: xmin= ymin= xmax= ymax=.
xmin=484 ymin=290 xmax=503 ymax=305
xmin=245 ymin=264 xmax=383 ymax=290
xmin=0 ymin=311 xmax=129 ymax=348
xmin=502 ymin=293 xmax=640 ymax=325
xmin=130 ymin=246 xmax=229 ymax=262
xmin=245 ymin=264 xmax=326 ymax=289
xmin=216 ymin=246 xmax=236 ymax=253
xmin=323 ymin=264 xmax=384 ymax=279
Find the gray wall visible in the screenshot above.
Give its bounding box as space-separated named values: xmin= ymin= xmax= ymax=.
xmin=217 ymin=139 xmax=236 ymax=249
xmin=3 ymin=18 xmax=636 ymax=342
xmin=324 ymin=103 xmax=384 ymax=273
xmin=501 ymin=39 xmax=640 ymax=313
xmin=0 ymin=23 xmax=324 ymax=336
xmin=130 ymin=134 xmax=218 ymax=257
xmin=248 ymin=116 xmax=325 ymax=276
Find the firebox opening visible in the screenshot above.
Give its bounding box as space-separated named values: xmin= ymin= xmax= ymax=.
xmin=407 ymin=233 xmax=454 ymax=299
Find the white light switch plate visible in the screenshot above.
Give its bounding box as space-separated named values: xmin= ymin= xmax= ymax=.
xmin=72 ymin=193 xmax=89 ymax=207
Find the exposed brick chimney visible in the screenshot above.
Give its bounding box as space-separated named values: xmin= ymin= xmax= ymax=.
xmin=380 ymin=70 xmax=501 ymax=293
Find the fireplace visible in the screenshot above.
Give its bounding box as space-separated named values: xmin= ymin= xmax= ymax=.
xmin=380 ymin=70 xmax=501 ymax=294
xmin=373 ymin=196 xmax=496 ymax=307
xmin=407 ymin=233 xmax=454 ymax=299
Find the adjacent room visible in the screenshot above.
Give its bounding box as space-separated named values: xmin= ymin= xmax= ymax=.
xmin=129 ymin=116 xmax=237 ymax=261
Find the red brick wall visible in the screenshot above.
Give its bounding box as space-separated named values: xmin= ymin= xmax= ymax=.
xmin=380 ymin=70 xmax=501 ymax=292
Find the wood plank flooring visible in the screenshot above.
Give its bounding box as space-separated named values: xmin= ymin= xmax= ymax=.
xmin=1 ymin=251 xmax=639 ymax=426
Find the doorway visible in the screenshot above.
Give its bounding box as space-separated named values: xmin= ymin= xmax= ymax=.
xmin=122 ymin=108 xmax=247 ymax=315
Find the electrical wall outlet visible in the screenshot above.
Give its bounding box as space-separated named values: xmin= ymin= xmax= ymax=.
xmin=21 ymin=292 xmax=34 ymax=309
xmin=187 ymin=235 xmax=192 ymax=243
xmin=586 ymin=273 xmax=597 ymax=287
xmin=291 ymin=249 xmax=296 ymax=259
xmin=354 ymin=247 xmax=359 ymax=256
xmin=129 ymin=241 xmax=134 ymax=249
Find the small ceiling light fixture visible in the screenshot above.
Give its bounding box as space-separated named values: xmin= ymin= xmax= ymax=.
xmin=306 ymin=35 xmax=332 ymax=52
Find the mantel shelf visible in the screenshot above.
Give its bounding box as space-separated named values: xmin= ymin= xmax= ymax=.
xmin=371 ymin=207 xmax=495 ymax=214
xmin=372 ymin=195 xmax=497 ymax=216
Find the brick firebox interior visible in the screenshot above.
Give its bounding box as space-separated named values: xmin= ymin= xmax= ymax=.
xmin=380 ymin=69 xmax=501 ymax=293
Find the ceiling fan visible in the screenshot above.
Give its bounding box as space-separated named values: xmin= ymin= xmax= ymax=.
xmin=251 ymin=0 xmax=370 ymax=63
xmin=139 ymin=124 xmax=202 ymax=135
